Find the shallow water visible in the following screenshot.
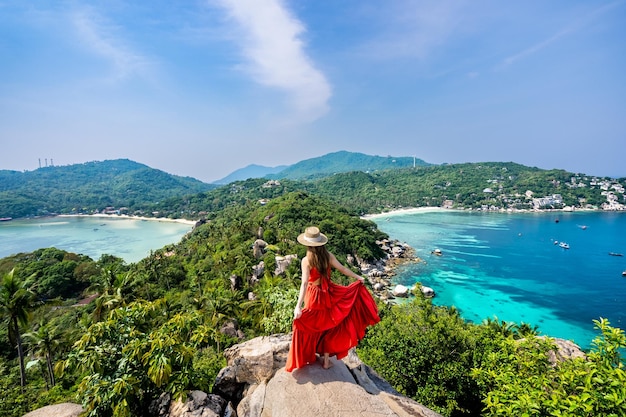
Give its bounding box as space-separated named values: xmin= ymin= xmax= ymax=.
xmin=0 ymin=216 xmax=193 ymax=263
xmin=371 ymin=211 xmax=626 ymax=349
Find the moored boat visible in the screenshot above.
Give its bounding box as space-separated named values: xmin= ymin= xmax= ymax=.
xmin=559 ymin=242 xmax=570 ymax=249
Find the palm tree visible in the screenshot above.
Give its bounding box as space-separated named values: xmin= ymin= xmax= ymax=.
xmin=0 ymin=269 xmax=35 ymax=392
xmin=513 ymin=322 xmax=540 ymax=339
xmin=482 ymin=316 xmax=515 ymax=338
xmin=23 ymin=320 xmax=59 ymax=388
xmin=89 ymin=268 xmax=131 ymax=322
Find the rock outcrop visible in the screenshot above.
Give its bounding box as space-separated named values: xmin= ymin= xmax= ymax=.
xmin=209 ymin=334 xmax=442 ymax=417
xmin=22 ymin=403 xmax=83 ymax=417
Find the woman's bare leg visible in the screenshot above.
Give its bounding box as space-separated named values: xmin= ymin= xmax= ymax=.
xmin=323 ymin=353 xmax=333 ymax=369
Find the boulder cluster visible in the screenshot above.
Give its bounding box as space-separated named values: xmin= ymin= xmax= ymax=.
xmin=353 ymin=238 xmax=431 ymax=302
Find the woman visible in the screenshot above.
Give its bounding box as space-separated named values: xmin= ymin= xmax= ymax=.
xmin=285 ymin=226 xmax=380 ymax=372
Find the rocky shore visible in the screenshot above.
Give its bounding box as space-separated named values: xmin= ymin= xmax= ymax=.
xmin=351 ymin=238 xmax=427 ymax=302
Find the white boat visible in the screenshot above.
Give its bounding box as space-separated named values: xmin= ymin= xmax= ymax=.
xmin=559 ymin=242 xmax=570 ymax=249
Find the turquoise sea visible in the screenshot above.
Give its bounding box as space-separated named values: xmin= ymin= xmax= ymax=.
xmin=0 ymin=216 xmax=193 ymax=264
xmin=371 ymin=210 xmax=626 ymax=350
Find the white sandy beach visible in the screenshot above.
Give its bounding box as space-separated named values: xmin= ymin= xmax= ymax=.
xmin=361 ymin=205 xmax=605 ymax=220
xmin=362 ymin=206 xmax=454 ymax=220
xmin=58 ymin=213 xmax=197 ymax=226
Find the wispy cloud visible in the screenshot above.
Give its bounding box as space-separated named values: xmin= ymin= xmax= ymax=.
xmin=498 ymin=1 xmax=624 ymax=70
xmin=356 ymin=2 xmax=467 ymax=61
xmin=71 ymin=7 xmax=150 ymax=81
xmin=215 ymin=0 xmax=331 ymax=123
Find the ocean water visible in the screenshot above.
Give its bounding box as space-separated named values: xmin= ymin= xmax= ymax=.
xmin=0 ymin=216 xmax=193 ymax=264
xmin=371 ymin=210 xmax=626 ymax=350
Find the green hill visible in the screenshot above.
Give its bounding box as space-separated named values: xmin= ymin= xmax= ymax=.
xmin=0 ymin=159 xmax=215 ymax=218
xmin=152 ymin=162 xmax=624 ymax=219
xmin=268 ymin=150 xmax=431 ymax=180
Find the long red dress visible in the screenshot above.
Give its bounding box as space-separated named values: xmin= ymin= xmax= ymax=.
xmin=285 ymin=266 xmax=380 ymax=372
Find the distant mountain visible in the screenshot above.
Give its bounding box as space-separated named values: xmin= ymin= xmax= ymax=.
xmin=268 ymin=151 xmax=431 ymax=180
xmin=213 ymin=164 xmax=287 ymax=185
xmin=215 ymin=151 xmax=432 ymax=182
xmin=0 ymin=159 xmax=216 ymax=218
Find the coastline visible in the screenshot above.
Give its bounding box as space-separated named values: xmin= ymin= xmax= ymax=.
xmin=57 ymin=213 xmax=197 ymax=226
xmin=362 ymin=207 xmax=453 ymax=220
xmin=361 ymin=205 xmax=613 ymax=220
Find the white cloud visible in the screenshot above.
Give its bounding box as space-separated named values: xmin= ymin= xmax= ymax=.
xmin=215 ymin=0 xmax=331 ymax=123
xmin=71 ymin=7 xmax=150 ymax=81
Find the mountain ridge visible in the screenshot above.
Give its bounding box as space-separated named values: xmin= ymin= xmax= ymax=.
xmin=213 ymin=150 xmax=432 ymax=183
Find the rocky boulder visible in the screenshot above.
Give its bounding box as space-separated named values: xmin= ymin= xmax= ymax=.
xmin=213 ymin=334 xmax=442 ymax=417
xmin=391 ymin=284 xmax=409 ymax=298
xmin=22 ymin=403 xmax=83 ymax=417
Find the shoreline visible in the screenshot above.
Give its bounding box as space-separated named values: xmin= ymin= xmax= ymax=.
xmin=362 ymin=207 xmax=452 ymax=220
xmin=57 ymin=213 xmax=197 ymax=226
xmin=361 ymin=206 xmax=615 ymax=220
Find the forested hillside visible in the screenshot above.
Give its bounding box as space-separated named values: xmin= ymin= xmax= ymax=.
xmin=0 ymin=192 xmax=388 ymax=416
xmin=1 ymin=191 xmax=624 ymax=417
xmin=155 ymin=162 xmax=625 ymax=219
xmin=0 ymin=159 xmax=215 ymax=218
xmin=3 ymin=155 xmax=623 ymax=220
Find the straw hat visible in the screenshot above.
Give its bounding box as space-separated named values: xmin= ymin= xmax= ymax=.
xmin=297 ymin=226 xmax=328 ymax=247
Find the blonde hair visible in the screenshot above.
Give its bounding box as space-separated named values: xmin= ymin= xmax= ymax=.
xmin=307 ymin=245 xmax=330 ymax=274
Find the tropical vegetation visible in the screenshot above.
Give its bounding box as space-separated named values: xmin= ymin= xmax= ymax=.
xmin=1 ymin=155 xmax=625 ymax=416
xmin=2 ymin=155 xmax=624 ymax=220
xmin=0 ymin=159 xmax=215 ymax=218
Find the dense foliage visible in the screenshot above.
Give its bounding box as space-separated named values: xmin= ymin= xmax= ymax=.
xmin=0 ymin=159 xmax=215 ymax=218
xmin=358 ymin=297 xmax=626 ymax=417
xmin=1 ymin=182 xmax=624 ymax=416
xmin=151 ymin=162 xmax=625 ymax=220
xmin=0 ymin=192 xmax=388 ymax=416
xmin=2 ymin=156 xmax=623 ymax=220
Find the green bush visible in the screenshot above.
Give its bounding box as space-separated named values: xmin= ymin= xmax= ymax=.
xmin=358 ymin=298 xmax=483 ymax=416
xmin=472 ymin=318 xmax=626 ymax=416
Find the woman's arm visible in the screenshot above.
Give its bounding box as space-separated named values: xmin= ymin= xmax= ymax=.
xmin=293 ymin=257 xmax=310 ymax=319
xmin=330 ymin=253 xmax=365 ymax=282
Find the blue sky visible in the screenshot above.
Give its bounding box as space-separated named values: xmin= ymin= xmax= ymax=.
xmin=1 ymin=0 xmax=624 ymax=183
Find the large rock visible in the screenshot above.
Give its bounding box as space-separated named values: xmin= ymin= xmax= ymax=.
xmin=214 ymin=334 xmax=442 ymax=417
xmin=22 ymin=403 xmax=83 ymax=417
xmin=391 ymin=284 xmax=409 ymax=297
xmin=538 ymin=336 xmax=586 ymax=365
xmin=274 ymin=254 xmax=298 ymax=276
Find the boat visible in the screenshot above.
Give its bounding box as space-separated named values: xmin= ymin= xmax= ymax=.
xmin=0 ymin=217 xmax=12 ymax=222
xmin=623 ymin=271 xmax=626 ymax=277
xmin=609 ymin=252 xmax=624 ymax=257
xmin=559 ymin=242 xmax=570 ymax=249
xmin=431 ymin=248 xmax=443 ymax=256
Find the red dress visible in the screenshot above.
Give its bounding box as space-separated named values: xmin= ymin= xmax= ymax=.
xmin=285 ymin=266 xmax=380 ymax=372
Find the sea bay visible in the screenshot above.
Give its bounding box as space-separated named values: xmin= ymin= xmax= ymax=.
xmin=0 ymin=216 xmax=194 ymax=264
xmin=371 ymin=210 xmax=626 ymax=350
